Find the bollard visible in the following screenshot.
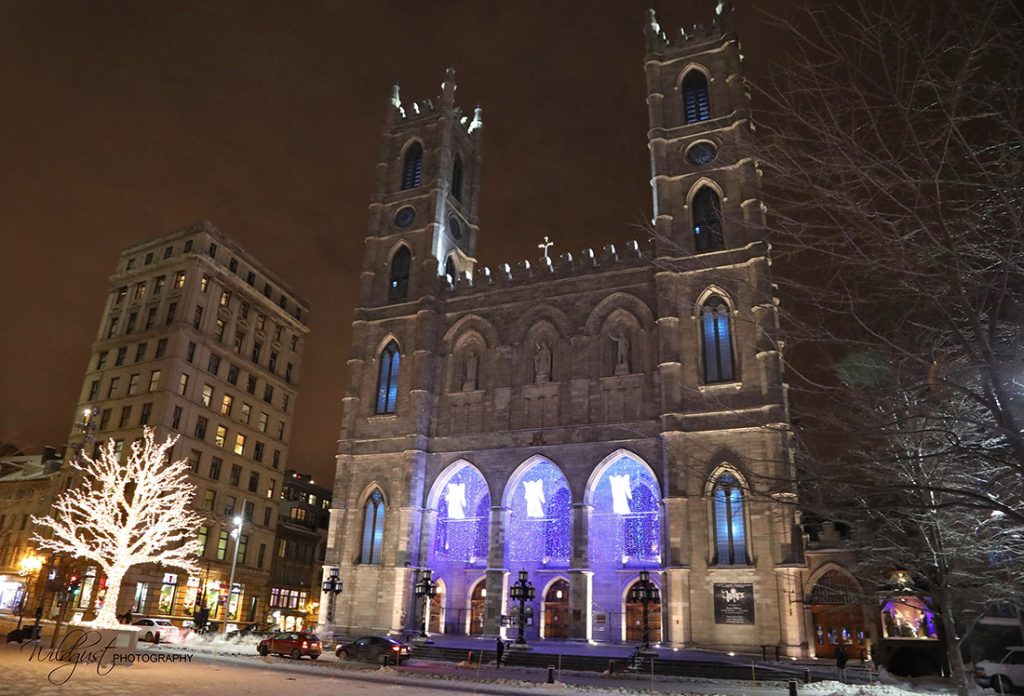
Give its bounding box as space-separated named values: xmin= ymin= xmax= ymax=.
xmin=762 ymin=644 xmax=768 ymax=661
xmin=803 ymin=667 xmax=811 ymax=684
xmin=775 ymin=645 xmax=781 ymax=662
xmin=608 ymin=659 xmax=615 ymax=674
xmin=547 ymin=665 xmax=555 ymax=684
xmin=788 ymin=679 xmax=798 ymax=696
xmin=155 ymin=631 xmax=160 ymax=645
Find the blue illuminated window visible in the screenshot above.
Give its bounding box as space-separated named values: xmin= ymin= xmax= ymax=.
xmin=682 ymin=70 xmax=710 ymax=123
xmin=452 ymin=155 xmax=464 ymax=201
xmin=401 ymin=142 xmax=423 ymax=190
xmin=376 ymin=341 xmax=400 ymax=414
xmin=692 ymin=186 xmax=723 ymax=253
xmin=507 ymin=459 xmax=572 ymax=565
xmin=588 ymin=455 xmax=662 ymax=566
xmin=361 ymin=489 xmax=385 ymax=564
xmin=701 ymin=296 xmax=734 ymax=383
xmin=389 ymin=247 xmax=411 ymax=302
xmin=712 ymin=474 xmax=746 ymax=565
xmin=432 ymin=464 xmax=490 ymax=564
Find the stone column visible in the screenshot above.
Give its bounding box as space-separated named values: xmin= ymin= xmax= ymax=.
xmin=568 ymin=502 xmax=593 ymax=640
xmin=663 ymin=567 xmax=691 ymax=646
xmin=485 ymin=505 xmax=510 ymax=636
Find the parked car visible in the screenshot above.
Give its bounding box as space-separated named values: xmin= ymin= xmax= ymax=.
xmin=132 ymin=618 xmax=180 ymax=643
xmin=974 ymin=646 xmax=1024 ymax=693
xmin=257 ymin=631 xmax=322 ymax=659
xmin=336 ymin=636 xmax=411 ymax=665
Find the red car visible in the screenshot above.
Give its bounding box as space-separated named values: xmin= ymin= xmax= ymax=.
xmin=257 ymin=631 xmax=322 ymax=659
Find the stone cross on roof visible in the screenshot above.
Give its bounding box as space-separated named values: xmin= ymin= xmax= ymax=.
xmin=538 ymin=236 xmax=554 ymax=262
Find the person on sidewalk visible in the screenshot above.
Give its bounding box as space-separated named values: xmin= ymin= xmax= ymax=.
xmin=835 ymin=643 xmax=849 ymax=683
xmin=495 ymin=637 xmax=505 ymax=668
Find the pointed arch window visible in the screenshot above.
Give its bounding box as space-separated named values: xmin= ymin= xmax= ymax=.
xmin=692 ymin=186 xmax=724 ymax=253
xmin=375 ymin=341 xmax=400 ymax=414
xmin=401 ymin=142 xmax=423 ymax=190
xmin=701 ymin=296 xmax=735 ymax=383
xmin=388 ymin=247 xmax=411 ymax=302
xmin=360 ymin=489 xmax=386 ymax=564
xmin=451 ymin=155 xmax=464 ymax=201
xmin=444 ymin=255 xmax=457 ymax=282
xmin=682 ymin=70 xmax=710 ymax=123
xmin=712 ymin=473 xmax=747 ymax=565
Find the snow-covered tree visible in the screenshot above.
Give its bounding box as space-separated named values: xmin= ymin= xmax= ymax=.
xmin=32 ymin=428 xmax=202 ymax=628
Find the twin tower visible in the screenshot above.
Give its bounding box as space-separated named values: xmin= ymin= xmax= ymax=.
xmin=324 ymin=5 xmax=815 ymax=655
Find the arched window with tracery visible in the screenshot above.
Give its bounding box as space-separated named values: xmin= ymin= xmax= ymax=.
xmin=360 ymin=489 xmax=386 ymax=564
xmin=401 ymin=142 xmax=423 ymax=190
xmin=701 ymin=295 xmax=734 ymax=383
xmin=389 ymin=246 xmax=411 ymax=302
xmin=692 ymin=186 xmax=724 ymax=252
xmin=682 ymin=70 xmax=710 ymax=123
xmin=712 ymin=473 xmax=747 ymax=565
xmin=452 ymin=155 xmax=464 ymax=201
xmin=375 ymin=340 xmax=400 ymax=414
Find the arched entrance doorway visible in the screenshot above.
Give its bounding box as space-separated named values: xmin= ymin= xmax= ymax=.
xmin=624 ymin=578 xmax=662 ymax=643
xmin=809 ymin=569 xmax=866 ymax=659
xmin=428 ymin=580 xmax=446 ymax=634
xmin=468 ymin=579 xmax=486 ymax=635
xmin=542 ymin=579 xmax=569 ymax=639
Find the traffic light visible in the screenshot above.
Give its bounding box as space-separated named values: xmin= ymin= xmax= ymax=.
xmin=67 ymin=574 xmax=81 ymax=596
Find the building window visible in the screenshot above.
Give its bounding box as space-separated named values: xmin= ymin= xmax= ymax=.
xmin=375 ymin=340 xmax=400 ymax=414
xmin=241 ymin=403 xmax=252 ymax=424
xmin=692 ymin=186 xmax=724 ymax=253
xmin=88 ymin=380 xmax=100 ymax=401
xmin=285 ymin=363 xmax=293 ymax=383
xmin=187 ymin=449 xmax=201 ymax=473
xmin=197 ymin=525 xmax=208 ymax=556
xmin=220 ymin=290 xmax=231 ymax=308
xmin=174 ymin=271 xmax=186 ymax=289
xmin=282 ymin=393 xmax=289 ymax=413
xmin=234 ymin=433 xmax=246 ymax=456
xmin=134 ymin=282 xmax=146 ymax=300
xmin=272 ymin=450 xmax=281 ymax=469
xmin=106 ymin=317 xmax=119 ymax=338
xmin=154 ymin=275 xmax=166 ymax=294
xmin=97 ymin=351 xmax=108 ymax=370
xmin=360 ymin=489 xmax=386 ymax=564
xmin=144 ymin=307 xmax=157 ymax=330
xmin=248 ymin=471 xmax=259 ymax=493
xmin=155 ymin=338 xmax=167 ymax=358
xmin=253 ymin=441 xmax=264 ymax=462
xmin=215 ymin=319 xmax=226 ymax=342
xmin=194 ymin=417 xmax=208 ymax=439
xmin=247 ymin=376 xmax=257 ymax=395
xmin=186 ymin=342 xmax=195 ymax=363
xmin=230 ymin=464 xmax=241 ymax=487
xmin=135 ymin=343 xmax=147 ymax=362
xmin=682 ymin=69 xmax=710 ymax=123
xmin=257 ymin=543 xmax=266 ymax=569
xmin=712 ymin=473 xmax=747 ymax=565
xmin=118 ymin=406 xmax=132 ymax=428
xmin=401 ymin=142 xmax=423 ymax=189
xmin=228 ymin=257 xmax=238 ymax=273
xmin=251 ymin=342 xmax=262 ymax=364
xmin=209 ymin=458 xmax=222 ymax=480
xmin=127 ymin=373 xmax=139 ymax=395
xmin=208 ymin=354 xmax=220 ymax=375
xmin=451 ymin=154 xmax=464 ymax=201
xmin=700 ymin=296 xmax=735 ymax=383
xmin=165 ymin=302 xmax=177 ymax=325
xmin=215 ymin=425 xmax=227 ymax=448
xmin=201 ymin=384 xmax=214 ymax=407
xmin=246 ymin=271 xmax=255 ymax=286
xmin=148 ymin=370 xmax=160 ymax=392
xmin=114 ymin=287 xmax=127 ymax=304
xmin=193 ymin=305 xmax=204 ymax=330
xmin=388 ymin=247 xmax=411 ymax=303
xmin=107 ymin=377 xmax=120 ymax=398
xmin=116 ymin=347 xmax=127 ymax=366
xmin=216 ymin=531 xmax=229 ymax=561
xmin=263 ymin=385 xmax=273 ymax=404
xmin=269 ymin=351 xmax=277 ymax=372
xmin=139 ymin=402 xmax=152 ymax=425
xmin=171 ymin=406 xmax=182 ymax=429
xmin=221 ymin=394 xmax=233 ymax=416
xmin=203 ymin=489 xmax=216 ymax=511
xmin=99 ymin=408 xmax=112 ymax=430
xmin=227 ymin=365 xmax=239 ymax=385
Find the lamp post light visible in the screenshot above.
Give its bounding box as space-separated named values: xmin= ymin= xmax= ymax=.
xmin=509 ymin=569 xmax=535 ymax=647
xmin=627 ymin=569 xmax=660 ymax=653
xmin=16 ymin=554 xmax=44 ymax=631
xmin=413 ymin=568 xmax=437 ymax=642
xmin=222 ymin=516 xmax=243 ymax=634
xmin=321 ymin=567 xmax=343 ymax=626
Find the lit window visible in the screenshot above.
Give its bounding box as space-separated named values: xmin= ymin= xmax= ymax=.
xmin=712 ymin=473 xmax=747 ymax=565
xmin=215 ymin=425 xmax=227 ymax=448
xmin=388 ymin=247 xmax=411 ymax=303
xmin=221 ymin=394 xmax=233 ymax=415
xmin=401 ymin=142 xmax=423 ymax=190
xmin=360 ymin=489 xmax=386 ymax=564
xmin=700 ymin=296 xmax=735 ymax=383
xmin=682 ymin=69 xmax=710 ymax=123
xmin=234 ymin=433 xmax=246 ymax=456
xmin=375 ymin=340 xmax=400 ymax=414
xmin=201 ymin=384 xmax=214 ymax=407
xmin=692 ymin=186 xmax=724 ymax=253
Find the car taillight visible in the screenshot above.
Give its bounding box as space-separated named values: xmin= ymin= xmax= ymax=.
xmin=302 ymin=641 xmax=309 ymax=649
xmin=393 ymin=646 xmax=400 ymax=652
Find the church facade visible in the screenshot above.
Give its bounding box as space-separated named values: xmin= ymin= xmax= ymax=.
xmin=322 ymin=6 xmax=816 ymax=654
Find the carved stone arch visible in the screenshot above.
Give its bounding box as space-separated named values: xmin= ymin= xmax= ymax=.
xmin=449 ymin=330 xmax=487 ymax=392
xmin=703 ymin=461 xmax=750 ymax=498
xmin=426 ymin=459 xmax=491 ymax=511
xmin=522 ymin=319 xmax=564 ymax=383
xmin=442 ymin=314 xmax=500 ymax=353
xmin=400 ymin=136 xmax=425 ymax=159
xmin=676 ymin=62 xmax=713 ymax=90
xmin=385 ymin=240 xmax=414 ymax=267
xmin=806 ymin=562 xmax=863 ymax=598
xmin=685 ymin=177 xmax=727 ymax=208
xmin=584 ymin=292 xmax=656 ymax=335
xmin=508 ymin=303 xmax=574 ymax=345
xmin=356 ymin=480 xmax=390 ymax=508
xmin=540 ymin=574 xmax=571 ymax=599
xmin=692 ymin=285 xmax=736 ymax=319
xmin=373 ymin=332 xmax=403 ymax=357
xmin=502 ymin=453 xmax=570 ymax=508
xmin=584 ymin=448 xmax=661 ymax=507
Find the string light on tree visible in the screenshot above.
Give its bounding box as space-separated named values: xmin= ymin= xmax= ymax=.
xmin=31 ymin=428 xmax=203 ymax=628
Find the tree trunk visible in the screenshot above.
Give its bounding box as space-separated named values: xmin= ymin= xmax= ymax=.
xmin=936 ymin=586 xmax=969 ymax=696
xmin=93 ymin=566 xmax=126 ymax=628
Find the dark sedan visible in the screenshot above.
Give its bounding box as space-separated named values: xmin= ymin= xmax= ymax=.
xmin=336 ymin=636 xmax=411 ymax=665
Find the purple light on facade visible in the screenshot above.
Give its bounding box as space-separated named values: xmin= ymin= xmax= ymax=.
xmin=589 ymin=455 xmax=661 ymax=565
xmin=507 ymin=459 xmax=571 ymax=565
xmin=432 ymin=464 xmax=490 ymax=564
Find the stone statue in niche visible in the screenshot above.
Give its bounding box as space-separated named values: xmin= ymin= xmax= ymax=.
xmin=608 ymin=331 xmax=630 ymax=375
xmin=463 ymin=352 xmax=479 ymax=391
xmin=534 ymin=342 xmax=552 ymax=382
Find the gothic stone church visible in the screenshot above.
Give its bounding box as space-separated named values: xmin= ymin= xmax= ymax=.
xmin=323 ymin=6 xmax=827 ymax=655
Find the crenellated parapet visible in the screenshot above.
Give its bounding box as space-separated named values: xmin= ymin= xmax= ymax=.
xmin=437 ymin=237 xmax=655 ymax=296
xmin=387 ymin=68 xmax=483 ymax=135
xmin=643 ymin=3 xmax=735 ymax=55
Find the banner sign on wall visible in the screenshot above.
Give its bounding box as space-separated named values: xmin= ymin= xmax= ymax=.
xmin=714 ymin=583 xmax=755 ymax=624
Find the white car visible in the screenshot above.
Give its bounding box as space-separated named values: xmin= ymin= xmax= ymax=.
xmin=132 ymin=618 xmax=180 ymax=643
xmin=974 ymin=646 xmax=1024 ymax=693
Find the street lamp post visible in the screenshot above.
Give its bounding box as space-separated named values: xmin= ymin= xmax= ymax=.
xmin=16 ymin=554 xmax=44 ymax=631
xmin=222 ymin=516 xmax=243 ymax=634
xmin=509 ymin=569 xmax=535 ymax=647
xmin=321 ymin=567 xmax=343 ymax=626
xmin=627 ymin=569 xmax=660 ymax=652
xmin=413 ymin=568 xmax=437 ymax=641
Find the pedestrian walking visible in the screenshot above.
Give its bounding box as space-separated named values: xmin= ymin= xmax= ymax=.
xmin=835 ymin=643 xmax=849 ymax=683
xmin=495 ymin=637 xmax=505 ymax=668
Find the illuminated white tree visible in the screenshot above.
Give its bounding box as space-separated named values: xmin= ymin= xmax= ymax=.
xmin=32 ymin=428 xmax=202 ymax=628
